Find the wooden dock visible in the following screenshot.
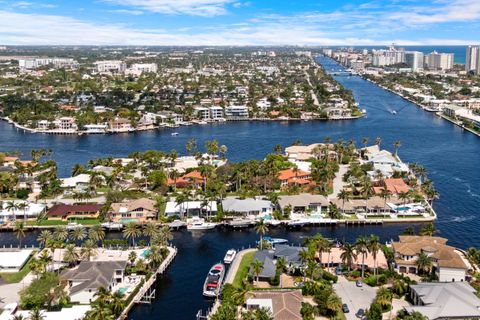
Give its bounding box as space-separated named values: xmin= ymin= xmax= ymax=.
xmin=118 ymin=246 xmax=177 ymax=320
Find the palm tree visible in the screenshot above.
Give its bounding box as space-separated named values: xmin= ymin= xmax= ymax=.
xmin=361 ymin=137 xmax=369 ymax=149
xmin=123 ymin=222 xmax=142 ymax=247
xmin=251 ymin=259 xmax=264 ymax=285
xmin=254 ymin=219 xmax=269 ymax=250
xmin=419 ymin=223 xmax=437 ymax=236
xmin=325 ymin=294 xmax=342 ymax=316
xmin=337 ymin=189 xmax=351 ymax=215
xmin=148 ymin=245 xmax=165 ymax=267
xmin=38 ymin=249 xmax=52 ymax=273
xmin=340 ymin=242 xmax=357 ymax=271
xmin=37 ymin=230 xmax=52 ymax=248
xmin=13 ymin=221 xmax=26 ymax=248
xmin=368 ymin=235 xmax=381 ymax=280
xmin=12 ymin=315 xmax=25 ymax=320
xmin=152 ymin=225 xmax=173 ymax=247
xmin=415 ymin=252 xmax=432 ymax=275
xmin=398 ymin=191 xmax=410 ymax=207
xmin=355 ymin=236 xmax=369 ymax=278
xmin=379 ymin=188 xmax=393 ymax=216
xmin=276 ymin=256 xmax=288 ymax=273
xmin=128 ymin=251 xmax=137 ymax=265
xmin=71 ymin=226 xmax=87 ymax=242
xmin=53 ymin=225 xmax=68 ymax=242
xmin=143 ymin=222 xmax=158 ymax=245
xmin=393 ymin=140 xmax=401 ymax=157
xmin=375 ymin=287 xmax=393 ymax=309
xmin=88 ymin=225 xmax=106 ymax=244
xmin=63 ymin=243 xmax=79 ymax=267
xmin=110 ymin=291 xmax=126 ymax=317
xmin=5 ymin=201 xmax=19 ymax=221
xmin=81 ymin=239 xmax=97 ymax=261
xmin=28 ymin=308 xmax=45 ymax=320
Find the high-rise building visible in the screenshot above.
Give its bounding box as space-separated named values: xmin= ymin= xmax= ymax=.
xmin=371 ymin=44 xmax=405 ymax=67
xmin=425 ymin=51 xmax=454 ymax=70
xmin=405 ymin=51 xmax=424 ymax=71
xmin=466 ymin=46 xmax=480 ymax=74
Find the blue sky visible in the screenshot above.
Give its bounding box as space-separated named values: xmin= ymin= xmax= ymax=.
xmin=0 ymin=0 xmax=479 ymax=45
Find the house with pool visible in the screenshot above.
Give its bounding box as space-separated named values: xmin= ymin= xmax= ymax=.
xmin=109 ymin=198 xmax=158 ymax=223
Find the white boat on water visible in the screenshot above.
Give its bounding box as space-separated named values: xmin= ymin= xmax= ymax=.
xmin=203 ymin=263 xmax=225 ymax=297
xmin=169 ymin=220 xmax=187 ymax=229
xmin=101 ymin=222 xmax=123 ymax=230
xmin=66 ymin=222 xmax=82 ymax=230
xmin=171 ymin=132 xmax=179 ymax=136
xmin=187 ymin=217 xmax=216 ymax=230
xmin=260 ymin=236 xmax=288 ymax=246
xmin=223 ymin=249 xmax=237 ymax=264
xmin=228 ymin=218 xmax=253 ymax=229
xmin=391 ymin=110 xmax=397 ymax=115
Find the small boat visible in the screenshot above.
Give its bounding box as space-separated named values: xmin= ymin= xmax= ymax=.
xmin=228 ymin=218 xmax=254 ymax=229
xmin=66 ymin=222 xmax=82 ymax=230
xmin=101 ymin=222 xmax=123 ymax=230
xmin=171 ymin=132 xmax=179 ymax=136
xmin=391 ymin=110 xmax=397 ymax=115
xmin=261 ymin=236 xmax=288 ymax=246
xmin=203 ymin=263 xmax=225 ymax=297
xmin=187 ymin=217 xmax=216 ymax=231
xmin=169 ymin=220 xmax=187 ymax=230
xmin=264 ymin=219 xmax=281 ymax=227
xmin=223 ymin=249 xmax=237 ymax=264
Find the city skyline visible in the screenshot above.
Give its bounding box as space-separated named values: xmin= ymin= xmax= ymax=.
xmin=0 ymin=0 xmax=479 ymax=45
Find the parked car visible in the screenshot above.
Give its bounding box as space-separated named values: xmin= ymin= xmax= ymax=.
xmin=355 ymin=280 xmax=363 ymax=287
xmin=356 ymin=308 xmax=365 ymax=318
xmin=335 ymin=266 xmax=343 ymax=275
xmin=342 ymin=304 xmax=350 ymax=313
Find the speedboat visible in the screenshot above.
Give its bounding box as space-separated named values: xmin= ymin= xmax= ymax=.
xmin=223 ymin=249 xmax=237 ymax=264
xmin=228 ymin=218 xmax=254 ymax=229
xmin=168 ymin=220 xmax=187 ymax=230
xmin=203 ymin=263 xmax=225 ymax=297
xmin=187 ymin=217 xmax=216 ymax=231
xmin=66 ymin=222 xmax=82 ymax=230
xmin=261 ymin=236 xmax=288 ymax=246
xmin=391 ymin=110 xmax=397 ymax=115
xmin=171 ymin=132 xmax=179 ymax=136
xmin=101 ymin=222 xmax=123 ymax=230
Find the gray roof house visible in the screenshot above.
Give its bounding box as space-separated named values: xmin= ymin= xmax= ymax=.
xmin=274 ymin=245 xmax=304 ymax=267
xmin=278 ymin=194 xmax=330 ymax=214
xmin=61 ymin=260 xmax=127 ymax=304
xmin=406 ymin=282 xmax=480 ymax=319
xmin=222 ymin=197 xmax=273 ymax=216
xmin=251 ymin=250 xmax=277 ymax=280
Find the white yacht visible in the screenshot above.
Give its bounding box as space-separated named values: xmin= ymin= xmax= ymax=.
xmin=187 ymin=217 xmax=216 ymax=230
xmin=203 ymin=263 xmax=225 ymax=297
xmin=223 ymin=249 xmax=237 ymax=264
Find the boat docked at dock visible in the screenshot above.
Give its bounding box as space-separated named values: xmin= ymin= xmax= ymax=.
xmin=227 ymin=218 xmax=254 ymax=229
xmin=203 ymin=263 xmax=225 ymax=297
xmin=101 ymin=222 xmax=123 ymax=230
xmin=187 ymin=217 xmax=216 ymax=231
xmin=223 ymin=249 xmax=236 ymax=264
xmin=261 ymin=236 xmax=288 ymax=246
xmin=169 ymin=220 xmax=187 ymax=230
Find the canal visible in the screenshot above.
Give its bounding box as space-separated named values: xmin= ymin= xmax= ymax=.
xmin=0 ymin=55 xmax=479 ymax=319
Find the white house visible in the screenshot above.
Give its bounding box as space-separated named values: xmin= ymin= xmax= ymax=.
xmin=165 ymin=201 xmax=217 ymax=217
xmin=60 ymin=174 xmax=91 ymax=192
xmin=209 ymin=106 xmax=224 ymax=120
xmin=0 ymin=201 xmax=47 ymax=221
xmin=221 ymin=197 xmax=273 ymax=217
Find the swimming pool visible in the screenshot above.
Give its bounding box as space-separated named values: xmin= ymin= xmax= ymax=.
xmin=117 ymin=287 xmax=128 ymax=295
xmin=141 ymin=249 xmax=151 ymax=258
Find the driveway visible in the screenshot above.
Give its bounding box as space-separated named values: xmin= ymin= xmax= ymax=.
xmin=329 ymin=164 xmax=349 ymax=200
xmin=333 ymin=277 xmax=377 ymax=320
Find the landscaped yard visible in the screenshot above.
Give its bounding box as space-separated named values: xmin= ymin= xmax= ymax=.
xmin=232 ymin=251 xmax=256 ymax=288
xmin=26 ymin=218 xmax=100 ymax=226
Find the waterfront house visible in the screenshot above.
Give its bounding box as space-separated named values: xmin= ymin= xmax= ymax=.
xmin=225 ymin=105 xmax=249 ymax=120
xmin=373 ymin=178 xmax=411 ymax=195
xmin=277 ymin=194 xmax=329 ymax=215
xmin=0 ymin=249 xmax=34 ymax=272
xmin=164 ymin=201 xmax=217 ymax=218
xmin=316 ymin=246 xmax=388 ymax=270
xmin=277 ymin=168 xmax=311 ymax=187
xmin=0 ymin=201 xmax=46 ymax=221
xmin=108 ymin=117 xmax=132 ymax=133
xmin=47 ymin=204 xmax=102 ymax=221
xmin=392 ymin=236 xmax=468 ymax=282
xmin=246 ymin=290 xmax=302 ymax=320
xmin=109 ymin=198 xmax=157 ymax=223
xmin=222 ymin=197 xmax=273 ymax=217
xmin=61 ymin=260 xmax=127 ymax=304
xmin=250 ymin=250 xmax=277 ymax=280
xmin=60 ymin=174 xmax=91 ymax=192
xmin=405 ymin=282 xmax=480 ymax=319
xmin=284 ymin=143 xmax=337 ymax=162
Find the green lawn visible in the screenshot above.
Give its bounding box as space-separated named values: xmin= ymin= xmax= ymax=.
xmin=0 ymin=253 xmax=35 ymax=283
xmin=232 ymin=251 xmax=256 ymax=288
xmin=27 ymin=218 xmax=100 ymax=226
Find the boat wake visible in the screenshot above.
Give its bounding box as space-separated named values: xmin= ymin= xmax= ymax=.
xmin=442 ymin=215 xmax=475 ymax=223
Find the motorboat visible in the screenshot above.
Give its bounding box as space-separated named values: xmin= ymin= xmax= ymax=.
xmin=264 ymin=219 xmax=281 ymax=227
xmin=171 ymin=132 xmax=179 ymax=136
xmin=223 ymin=249 xmax=237 ymax=264
xmin=261 ymin=236 xmax=288 ymax=246
xmin=203 ymin=263 xmax=225 ymax=297
xmin=187 ymin=217 xmax=216 ymax=231
xmin=228 ymin=218 xmax=254 ymax=229
xmin=391 ymin=110 xmax=397 ymax=115
xmin=66 ymin=222 xmax=82 ymax=230
xmin=101 ymin=222 xmax=123 ymax=230
xmin=168 ymin=220 xmax=187 ymax=230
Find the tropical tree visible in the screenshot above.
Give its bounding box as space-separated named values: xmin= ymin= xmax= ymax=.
xmin=13 ymin=221 xmax=26 ymax=248
xmin=340 ymin=242 xmax=357 ymax=271
xmin=128 ymin=251 xmax=137 ymax=265
xmin=88 ymin=225 xmax=106 ymax=244
xmin=419 ymin=223 xmax=437 ymax=236
xmin=368 ymin=235 xmax=381 ymax=280
xmin=337 ymin=189 xmax=351 ymax=215
xmin=63 ymin=243 xmax=79 ymax=267
xmin=325 ymin=294 xmax=342 ymax=316
xmin=123 ymin=222 xmax=142 ymax=247
xmin=375 ymin=287 xmax=393 ymax=309
xmin=254 ymin=219 xmax=269 ymax=250
xmin=148 ymin=245 xmax=165 ymax=267
xmin=143 ymin=222 xmax=158 ymax=245
xmin=152 ymin=225 xmax=173 ymax=247
xmin=53 ymin=225 xmax=68 ymax=242
xmin=28 ymin=308 xmax=45 ymax=320
xmin=81 ymin=239 xmax=97 ymax=261
xmin=379 ymin=188 xmax=393 ymax=216
xmin=355 ymin=236 xmax=369 ymax=278
xmin=251 ymin=259 xmax=264 ymax=285
xmin=37 ymin=230 xmax=52 ymax=248
xmin=70 ymin=226 xmax=87 ymax=242
xmin=415 ymin=252 xmax=432 ymax=275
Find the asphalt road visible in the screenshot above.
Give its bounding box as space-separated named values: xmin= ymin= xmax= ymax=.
xmin=333 ymin=277 xmax=377 ymax=320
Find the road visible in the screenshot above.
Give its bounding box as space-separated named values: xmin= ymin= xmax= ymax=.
xmin=333 ymin=277 xmax=377 ymax=320
xmin=330 ymin=164 xmax=349 ymax=200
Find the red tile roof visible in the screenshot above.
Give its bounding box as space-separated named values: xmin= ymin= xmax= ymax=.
xmin=278 ymin=168 xmax=310 ymax=181
xmin=48 ymin=204 xmax=102 ymax=217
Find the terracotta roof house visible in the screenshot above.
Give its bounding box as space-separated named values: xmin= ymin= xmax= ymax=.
xmin=246 ymin=290 xmax=303 ymax=320
xmin=392 ymin=236 xmax=468 ymax=282
xmin=48 ymin=204 xmax=102 ymax=220
xmin=109 ymin=198 xmax=157 ymax=223
xmin=277 ymin=168 xmax=311 ymax=187
xmin=374 ymin=178 xmax=410 ymax=194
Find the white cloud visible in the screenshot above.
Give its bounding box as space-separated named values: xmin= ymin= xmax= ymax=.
xmin=103 ymin=0 xmax=233 ymax=16
xmin=109 ymin=9 xmax=144 ymax=15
